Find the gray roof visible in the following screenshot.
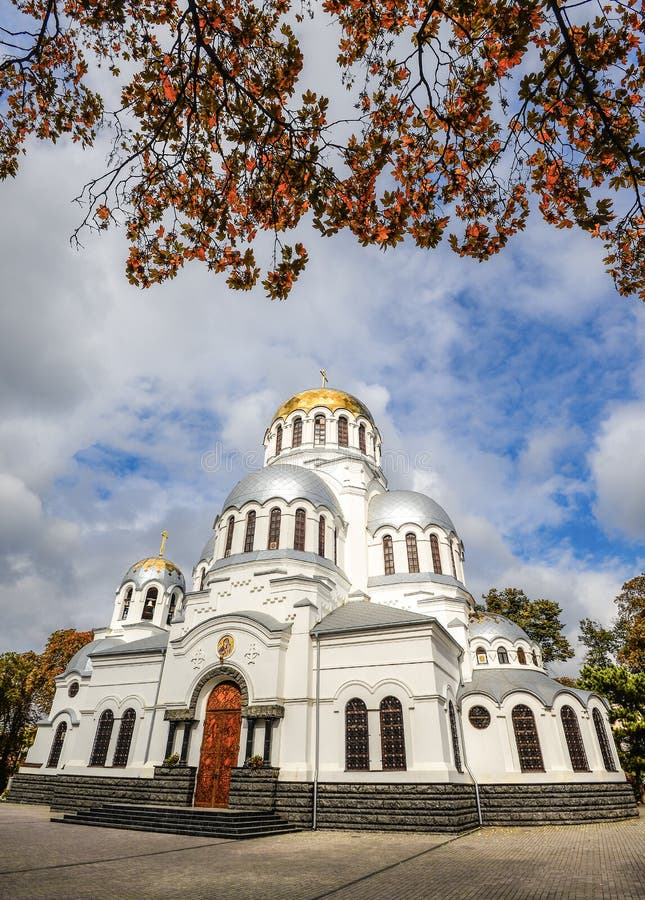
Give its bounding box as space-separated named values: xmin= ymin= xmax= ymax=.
xmin=469 ymin=613 xmax=532 ymax=644
xmin=368 ymin=572 xmax=466 ymax=590
xmin=64 ymin=638 xmax=123 ymax=676
xmin=312 ymin=601 xmax=433 ymax=636
xmin=197 ymin=533 xmax=216 ymax=564
xmin=90 ymin=632 xmax=169 ymax=657
xmin=221 ymin=464 xmax=343 ymax=520
xmin=210 ymin=549 xmax=347 ymax=579
xmin=458 ymin=668 xmax=596 ymax=709
xmin=120 ymin=556 xmax=186 ymax=591
xmin=179 ymin=610 xmax=290 ymax=636
xmin=367 ymin=490 xmax=455 ymax=534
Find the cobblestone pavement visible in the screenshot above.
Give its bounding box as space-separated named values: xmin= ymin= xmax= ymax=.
xmin=1 ymin=803 xmax=644 ymax=899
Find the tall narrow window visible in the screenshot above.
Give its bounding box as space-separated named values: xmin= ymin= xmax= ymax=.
xmin=517 ymin=647 xmax=527 ymax=665
xmin=89 ymin=710 xmax=115 ymax=767
xmin=338 ymin=416 xmax=348 ymax=447
xmin=318 ymin=515 xmax=326 ymax=557
xmin=224 ymin=515 xmax=235 ymax=556
xmin=380 ymin=696 xmax=406 ymax=770
xmin=142 ymin=587 xmax=157 ymax=621
xmin=294 ymin=508 xmax=306 ymax=551
xmin=561 ymin=706 xmax=589 ymax=772
xmin=345 ymin=699 xmax=369 ymax=770
xmin=166 ymin=594 xmax=177 ymax=625
xmin=121 ymin=587 xmax=132 ymax=620
xmin=47 ymin=722 xmax=67 ymax=768
xmin=244 ymin=510 xmax=256 ymax=553
xmin=406 ymin=533 xmax=420 ymax=573
xmin=358 ymin=423 xmax=367 ymax=454
xmin=512 ymin=704 xmax=544 ymax=772
xmin=430 ymin=535 xmax=442 ymax=574
xmin=532 ymin=650 xmax=539 ymax=666
xmin=292 ymin=417 xmax=303 ymax=447
xmin=382 ymin=535 xmax=395 ymax=575
xmin=275 ymin=424 xmax=283 ymax=454
xmin=199 ymin=568 xmax=206 ymax=591
xmin=450 ymin=542 xmax=457 ymax=578
xmin=449 ymin=701 xmax=463 ymax=773
xmin=498 ymin=647 xmax=509 ymax=664
xmin=334 ymin=528 xmax=338 ymax=565
xmin=112 ymin=708 xmax=136 ymax=768
xmin=268 ymin=507 xmax=281 ymax=549
xmin=593 ymin=708 xmax=617 ymax=771
xmin=314 ymin=414 xmax=326 ymax=445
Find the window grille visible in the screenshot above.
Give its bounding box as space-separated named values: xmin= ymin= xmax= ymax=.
xmin=358 ymin=423 xmax=366 ymax=454
xmin=498 ymin=647 xmax=509 ymax=664
xmin=430 ymin=535 xmax=442 ymax=574
xmin=47 ymin=722 xmax=67 ymax=768
xmin=380 ymin=696 xmax=406 ymax=770
xmin=275 ymin=424 xmax=283 ymax=454
xmin=314 ymin=415 xmax=326 ymax=445
xmin=449 ymin=701 xmax=463 ymax=772
xmin=121 ymin=587 xmax=132 ymax=620
xmin=468 ymin=706 xmax=491 ymax=729
xmin=345 ymin=699 xmax=369 ymax=770
xmin=338 ymin=416 xmax=348 ymax=447
xmin=112 ymin=708 xmax=136 ymax=768
xmin=89 ymin=710 xmax=115 ymax=766
xmin=142 ymin=587 xmax=157 ymax=621
xmin=224 ymin=515 xmax=235 ymax=556
xmin=268 ymin=507 xmax=281 ymax=549
xmin=593 ymin=708 xmax=617 ymax=771
xmin=244 ymin=511 xmax=256 ymax=553
xmin=561 ymin=706 xmax=589 ymax=772
xmin=517 ymin=647 xmax=527 ymax=665
xmin=318 ymin=515 xmax=326 ymax=557
xmin=382 ymin=535 xmax=395 ymax=575
xmin=512 ymin=704 xmax=544 ymax=772
xmin=68 ymin=682 xmax=79 ymax=698
xmin=294 ymin=508 xmax=306 ymax=551
xmin=292 ymin=417 xmax=303 ymax=447
xmin=406 ymin=533 xmax=420 ymax=573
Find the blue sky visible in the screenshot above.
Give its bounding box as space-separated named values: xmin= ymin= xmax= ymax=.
xmin=1 ymin=128 xmax=644 ymax=676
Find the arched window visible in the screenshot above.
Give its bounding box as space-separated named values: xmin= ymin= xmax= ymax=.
xmin=448 ymin=701 xmax=463 ymax=772
xmin=89 ymin=710 xmax=115 ymax=767
xmin=294 ymin=508 xmax=306 ymax=552
xmin=275 ymin=424 xmax=283 ymax=454
xmin=382 ymin=535 xmax=395 ymax=575
xmin=561 ymin=706 xmax=589 ymax=772
xmin=292 ymin=416 xmax=303 ymax=447
xmin=268 ymin=507 xmax=281 ymax=549
xmin=47 ymin=722 xmax=67 ymax=768
xmin=333 ymin=528 xmax=338 ymax=564
xmin=358 ymin=423 xmax=366 ymax=454
xmin=318 ymin=515 xmax=326 ymax=557
xmin=532 ymin=650 xmax=539 ymax=666
xmin=224 ymin=514 xmax=235 ymax=556
xmin=380 ymin=696 xmax=406 ymax=770
xmin=345 ymin=699 xmax=369 ymax=770
xmin=338 ymin=416 xmax=348 ymax=447
xmin=405 ymin=533 xmax=419 ymax=573
xmin=142 ymin=587 xmax=158 ymax=621
xmin=512 ymin=704 xmax=544 ymax=772
xmin=112 ymin=708 xmax=136 ymax=768
xmin=476 ymin=647 xmax=488 ymax=664
xmin=517 ymin=647 xmax=527 ymax=665
xmin=430 ymin=534 xmax=442 ymax=574
xmin=121 ymin=587 xmax=132 ymax=620
xmin=166 ymin=593 xmax=178 ymax=625
xmin=593 ymin=708 xmax=617 ymax=771
xmin=314 ymin=414 xmax=326 ymax=445
xmin=498 ymin=647 xmax=509 ymax=664
xmin=450 ymin=542 xmax=457 ymax=578
xmin=199 ymin=568 xmax=206 ymax=591
xmin=244 ymin=510 xmax=256 ymax=553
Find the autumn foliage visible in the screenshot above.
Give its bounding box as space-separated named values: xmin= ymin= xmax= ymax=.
xmin=1 ymin=0 xmax=644 ymax=298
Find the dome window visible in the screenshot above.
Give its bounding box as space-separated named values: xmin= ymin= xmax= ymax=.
xmin=47 ymin=722 xmax=67 ymax=769
xmin=121 ymin=587 xmax=133 ymax=621
xmin=382 ymin=535 xmax=395 ymax=575
xmin=512 ymin=704 xmax=544 ymax=772
xmin=224 ymin=515 xmax=235 ymax=557
xmin=314 ymin=414 xmax=326 ymax=445
xmin=430 ymin=535 xmax=442 ymax=574
xmin=292 ymin=417 xmax=303 ymax=448
xmin=517 ymin=647 xmax=527 ymax=665
xmin=450 ymin=542 xmax=457 ymax=578
xmin=268 ymin=507 xmax=281 ymax=549
xmin=334 ymin=527 xmax=338 ymax=565
xmin=498 ymin=647 xmax=509 ymax=665
xmin=338 ymin=416 xmax=348 ymax=447
xmin=318 ymin=515 xmax=326 ymax=557
xmin=476 ymin=647 xmax=488 ymax=665
xmin=142 ymin=587 xmax=158 ymax=621
xmin=468 ymin=706 xmax=491 ymax=729
xmin=294 ymin=508 xmax=306 ymax=552
xmin=358 ymin=423 xmax=366 ymax=454
xmin=405 ymin=533 xmax=419 ymax=573
xmin=275 ymin=425 xmax=283 ymax=455
xmin=199 ymin=568 xmax=206 ymax=591
xmin=244 ymin=510 xmax=256 ymax=553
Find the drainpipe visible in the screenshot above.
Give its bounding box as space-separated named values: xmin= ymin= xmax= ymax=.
xmin=144 ymin=647 xmax=167 ymax=765
xmin=312 ymin=633 xmax=321 ymax=830
xmin=463 ymin=758 xmax=483 ymax=826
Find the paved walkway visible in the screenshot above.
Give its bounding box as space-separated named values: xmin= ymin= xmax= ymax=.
xmin=1 ymin=803 xmax=644 ymax=899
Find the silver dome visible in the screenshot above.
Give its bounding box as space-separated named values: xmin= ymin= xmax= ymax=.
xmin=367 ymin=490 xmax=455 ymax=534
xmin=468 ymin=613 xmax=533 ymax=644
xmin=221 ymin=464 xmax=343 ymax=520
xmin=197 ymin=533 xmax=216 ymax=563
xmin=120 ymin=557 xmax=186 ymax=591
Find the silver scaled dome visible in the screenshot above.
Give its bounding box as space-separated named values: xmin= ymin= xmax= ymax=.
xmin=468 ymin=613 xmax=532 ymax=644
xmin=120 ymin=557 xmax=186 ymax=591
xmin=221 ymin=464 xmax=343 ymax=520
xmin=367 ymin=490 xmax=455 ymax=534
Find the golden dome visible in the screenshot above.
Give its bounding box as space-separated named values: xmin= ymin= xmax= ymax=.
xmin=132 ymin=557 xmax=181 ymax=575
xmin=273 ymin=388 xmax=375 ymax=424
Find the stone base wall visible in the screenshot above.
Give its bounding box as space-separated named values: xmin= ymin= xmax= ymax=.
xmin=229 ymin=767 xmax=279 ymax=811
xmin=478 ymin=782 xmax=638 ymax=826
xmin=7 ymin=767 xmax=196 ymax=811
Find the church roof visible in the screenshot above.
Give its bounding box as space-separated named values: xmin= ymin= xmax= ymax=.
xmin=312 ymin=601 xmax=433 ymax=636
xmin=90 ymin=632 xmax=169 ymax=657
xmin=221 ymin=464 xmax=343 ymax=519
xmin=120 ymin=556 xmax=185 ymax=591
xmin=367 ymin=490 xmax=455 ymax=534
xmin=197 ymin=532 xmax=216 ymax=563
xmin=458 ymin=668 xmax=599 ymax=709
xmin=469 ymin=612 xmax=533 ymax=644
xmin=273 ymin=388 xmax=375 ymax=424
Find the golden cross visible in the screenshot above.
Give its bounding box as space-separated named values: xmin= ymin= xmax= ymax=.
xmin=320 ymin=368 xmax=328 ymax=388
xmin=159 ymin=530 xmax=169 ymax=557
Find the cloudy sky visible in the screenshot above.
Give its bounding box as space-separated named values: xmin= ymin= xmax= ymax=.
xmin=2 ymin=71 xmax=645 ymax=675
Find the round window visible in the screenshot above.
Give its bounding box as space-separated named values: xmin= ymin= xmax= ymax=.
xmin=68 ymin=682 xmax=79 ymax=698
xmin=468 ymin=705 xmax=491 ymax=729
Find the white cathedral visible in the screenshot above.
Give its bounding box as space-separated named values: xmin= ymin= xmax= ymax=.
xmin=17 ymin=385 xmax=636 ymax=830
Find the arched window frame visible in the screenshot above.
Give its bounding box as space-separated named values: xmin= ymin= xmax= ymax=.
xmin=358 ymin=423 xmax=367 ymax=454
xmin=142 ymin=586 xmax=158 ymax=621
xmin=345 ymin=698 xmax=369 ymax=771
xmin=166 ymin=593 xmax=178 ymax=625
xmin=450 ymin=541 xmax=458 ymax=578
xmin=382 ymin=535 xmax=395 ymax=575
xmin=314 ymin=414 xmax=326 ymax=445
xmin=47 ymin=721 xmax=67 ymax=768
xmin=511 ymin=704 xmax=545 ymax=772
xmin=198 ymin=568 xmax=206 ymax=591
xmin=89 ymin=710 xmax=115 ymax=767
xmin=476 ymin=646 xmax=488 ymax=665
xmin=405 ymin=533 xmax=420 ymax=573
xmin=337 ymin=416 xmax=349 ymax=447
xmin=592 ymin=707 xmax=617 ymax=771
xmin=268 ymin=507 xmax=281 ymax=549
xmin=292 ymin=416 xmax=303 ymax=448
xmin=560 ymin=705 xmax=590 ymax=772
xmin=497 ymin=647 xmax=509 ymax=664
xmin=112 ymin=708 xmax=137 ymax=768
xmin=244 ymin=510 xmax=256 ymax=553
xmin=121 ymin=586 xmax=133 ymax=620
xmin=532 ymin=650 xmax=539 ymax=666
xmin=430 ymin=534 xmax=442 ymax=574
xmin=318 ymin=515 xmax=326 ymax=557
xmin=294 ymin=508 xmax=306 ymax=552
xmin=448 ymin=701 xmax=463 ymax=773
xmin=380 ymin=696 xmax=406 ymax=770
xmin=275 ymin=424 xmax=283 ymax=455
xmin=224 ymin=514 xmax=235 ymax=557
xmin=517 ymin=646 xmax=527 ymax=665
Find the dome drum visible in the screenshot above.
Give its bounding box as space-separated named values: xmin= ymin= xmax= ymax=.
xmin=265 ymin=403 xmax=381 ymax=465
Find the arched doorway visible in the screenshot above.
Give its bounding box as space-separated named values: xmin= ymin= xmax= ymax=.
xmin=194 ymin=681 xmax=242 ymax=807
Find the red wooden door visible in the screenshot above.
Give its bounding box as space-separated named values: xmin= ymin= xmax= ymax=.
xmin=194 ymin=682 xmax=242 ymax=808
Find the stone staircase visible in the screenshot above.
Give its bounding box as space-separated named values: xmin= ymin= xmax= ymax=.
xmin=478 ymin=782 xmax=638 ymax=825
xmin=55 ymin=803 xmax=299 ymax=839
